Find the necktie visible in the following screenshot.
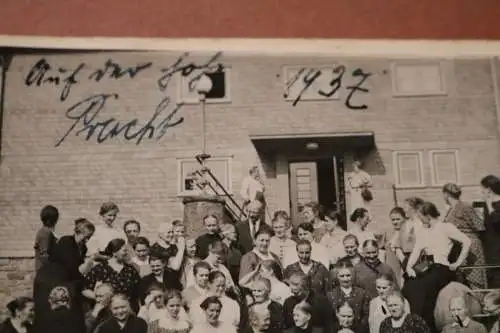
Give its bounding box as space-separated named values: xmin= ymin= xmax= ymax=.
xmin=381 ymin=305 xmax=388 ymax=315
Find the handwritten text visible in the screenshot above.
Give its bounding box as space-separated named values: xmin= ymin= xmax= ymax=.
xmin=284 ymin=65 xmax=372 ymax=109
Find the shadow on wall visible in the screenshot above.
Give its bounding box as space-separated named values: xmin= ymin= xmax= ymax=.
xmin=352 ymin=146 xmax=386 ymax=176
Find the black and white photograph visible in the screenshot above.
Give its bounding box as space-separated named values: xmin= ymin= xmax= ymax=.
xmin=0 ymin=41 xmax=500 ymax=333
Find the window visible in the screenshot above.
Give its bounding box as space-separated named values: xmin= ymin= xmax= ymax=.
xmin=178 ymin=68 xmax=231 ymax=104
xmin=393 ymin=151 xmax=425 ymax=187
xmin=283 ymin=65 xmax=342 ymax=102
xmin=177 ymin=157 xmax=232 ymax=195
xmin=429 ymin=150 xmax=459 ymax=186
xmin=391 ymin=62 xmax=446 ymax=97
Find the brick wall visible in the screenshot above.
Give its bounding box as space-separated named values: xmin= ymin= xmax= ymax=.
xmin=1 ymin=52 xmax=500 ymax=310
xmin=0 ymin=258 xmax=34 ymax=320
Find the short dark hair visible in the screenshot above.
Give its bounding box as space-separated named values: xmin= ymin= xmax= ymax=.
xmin=40 ymin=205 xmax=59 ymax=227
xmin=123 ymin=220 xmax=141 ymax=233
xmin=132 ymin=236 xmax=150 ymax=249
xmin=481 ymin=175 xmax=500 ymax=195
xmin=419 ymin=201 xmax=440 ymax=219
xmin=350 ymin=208 xmax=368 ymax=222
xmin=6 ymin=297 xmax=33 ymax=317
xmin=99 ymin=202 xmax=119 ymax=216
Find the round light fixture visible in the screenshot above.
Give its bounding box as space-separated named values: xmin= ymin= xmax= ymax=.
xmin=195 ymin=74 xmax=213 ymax=94
xmin=306 ymin=142 xmax=319 ymax=150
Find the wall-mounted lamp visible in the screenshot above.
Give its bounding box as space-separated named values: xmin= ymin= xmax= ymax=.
xmin=306 ymin=142 xmax=319 ymax=150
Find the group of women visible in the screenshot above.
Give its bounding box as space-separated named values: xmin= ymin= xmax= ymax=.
xmin=1 ymin=172 xmax=500 ymax=333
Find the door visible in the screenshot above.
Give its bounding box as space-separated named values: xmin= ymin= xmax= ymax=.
xmin=289 ymin=162 xmax=318 ymax=225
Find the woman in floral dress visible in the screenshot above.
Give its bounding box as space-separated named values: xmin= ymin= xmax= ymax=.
xmin=442 ymin=183 xmax=487 ymax=289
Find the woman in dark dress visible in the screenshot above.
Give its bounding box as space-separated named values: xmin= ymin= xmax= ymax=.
xmin=83 ymin=238 xmax=141 ymax=312
xmin=34 ymin=205 xmax=59 ymax=272
xmin=33 ymin=218 xmax=97 ymax=332
xmin=0 ymin=297 xmax=34 ymax=333
xmin=39 ymin=286 xmax=86 ymax=333
xmin=379 ymin=291 xmax=430 ymax=333
xmin=285 ymin=301 xmax=324 ymax=333
xmin=95 ymin=294 xmax=147 ymax=333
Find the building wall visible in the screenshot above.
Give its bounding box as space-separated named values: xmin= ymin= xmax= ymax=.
xmin=1 ymin=52 xmax=500 ymax=314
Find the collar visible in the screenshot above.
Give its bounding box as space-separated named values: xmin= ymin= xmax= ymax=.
xmin=391 ymin=313 xmax=408 ymax=328
xmin=194 ymin=284 xmax=207 ymax=295
xmin=299 ymin=261 xmax=313 ymax=270
xmin=261 ymin=300 xmax=272 ymax=308
xmin=340 ymin=286 xmax=352 ymax=296
xmin=452 ymin=317 xmax=471 ymax=327
xmin=252 ymin=248 xmax=272 ymax=260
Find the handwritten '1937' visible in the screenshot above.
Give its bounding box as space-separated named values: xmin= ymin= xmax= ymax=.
xmin=284 ymin=65 xmax=372 ymax=109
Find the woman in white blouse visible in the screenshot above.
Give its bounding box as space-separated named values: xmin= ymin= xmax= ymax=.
xmin=189 ymin=271 xmax=241 ymax=327
xmin=191 ymin=296 xmax=236 ymax=333
xmin=403 ymin=201 xmax=471 ymax=333
xmin=283 ymin=222 xmax=330 ymax=269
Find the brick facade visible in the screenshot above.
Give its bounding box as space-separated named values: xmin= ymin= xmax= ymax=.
xmin=1 ymin=52 xmax=500 ymax=316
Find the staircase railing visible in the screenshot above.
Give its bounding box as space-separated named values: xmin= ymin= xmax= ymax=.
xmin=191 ymin=153 xmax=247 ymax=223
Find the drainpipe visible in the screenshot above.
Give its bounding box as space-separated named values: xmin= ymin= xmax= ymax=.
xmin=491 ymin=57 xmax=500 ymax=140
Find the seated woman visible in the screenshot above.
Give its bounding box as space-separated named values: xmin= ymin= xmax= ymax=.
xmin=83 ymin=238 xmax=141 ymax=312
xmin=138 ymin=285 xmax=189 ymax=324
xmin=148 ymin=290 xmax=192 ymax=333
xmin=239 ymin=228 xmax=282 ymax=282
xmin=0 ymin=297 xmax=34 ymax=333
xmin=85 ymin=283 xmax=114 ymax=333
xmin=95 ymin=294 xmax=147 ymax=333
xmin=441 ymin=295 xmax=487 ymax=333
xmin=240 ymin=260 xmax=292 ymax=305
xmin=247 ymin=278 xmax=284 ymax=332
xmin=283 ymin=223 xmax=330 ymax=269
xmin=189 ymin=271 xmax=241 ymax=327
xmin=269 ymin=211 xmax=296 ymax=267
xmin=368 ymin=273 xmax=410 ymax=333
xmin=149 ymin=222 xmax=186 ymax=290
xmin=182 ymin=261 xmax=211 ymax=310
xmin=285 ymin=301 xmax=324 ymax=333
xmin=332 ymin=302 xmax=361 ymax=333
xmin=319 ymin=210 xmax=348 ymax=267
xmin=379 ymin=291 xmax=430 ymax=333
xmin=327 ymin=261 xmax=369 ymax=331
xmin=191 ymin=296 xmax=237 ymax=333
xmin=42 ymin=286 xmax=85 ymax=333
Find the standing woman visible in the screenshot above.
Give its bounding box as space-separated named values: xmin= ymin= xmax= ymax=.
xmin=479 ymin=175 xmax=500 ymax=289
xmin=301 ymin=202 xmax=327 ymax=243
xmin=34 ymin=205 xmax=59 ymax=271
xmin=241 ymin=165 xmax=268 ymax=221
xmin=86 ymin=202 xmax=122 ymax=255
xmin=442 ymin=183 xmax=487 ymax=289
xmin=403 ymin=201 xmax=471 ymax=333
xmin=346 ymin=160 xmax=372 ymax=218
xmin=148 ymin=290 xmax=192 ymax=333
xmin=385 ymin=207 xmax=411 ymax=286
xmin=33 ymin=218 xmax=97 ymax=331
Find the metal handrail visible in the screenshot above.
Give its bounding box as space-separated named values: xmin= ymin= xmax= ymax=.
xmin=194 ymin=154 xmax=248 ymax=222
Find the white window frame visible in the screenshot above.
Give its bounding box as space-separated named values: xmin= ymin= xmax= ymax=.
xmin=177 ymin=156 xmax=233 ymax=196
xmin=177 ymin=67 xmax=232 ymax=104
xmin=392 ymin=151 xmax=425 ymax=188
xmin=282 ymin=64 xmax=343 ymax=102
xmin=391 ymin=61 xmax=447 ymax=97
xmin=429 ymin=149 xmax=460 ymax=186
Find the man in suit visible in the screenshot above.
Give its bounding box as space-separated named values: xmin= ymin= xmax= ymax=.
xmin=236 ymin=200 xmax=267 ymax=254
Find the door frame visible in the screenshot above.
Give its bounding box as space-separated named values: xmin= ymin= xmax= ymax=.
xmin=287 ymin=154 xmax=346 ymax=226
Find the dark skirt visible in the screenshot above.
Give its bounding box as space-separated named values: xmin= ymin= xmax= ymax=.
xmin=402 ymin=264 xmax=454 ymax=333
xmin=33 ymin=263 xmax=85 ymax=332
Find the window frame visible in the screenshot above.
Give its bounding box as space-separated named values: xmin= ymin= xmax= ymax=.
xmin=392 ymin=150 xmax=426 ymax=188
xmin=176 ymin=156 xmax=233 ymax=197
xmin=390 ymin=61 xmax=447 ymax=97
xmin=282 ymin=64 xmax=343 ymax=103
xmin=177 ymin=67 xmax=232 ymax=104
xmin=429 ymin=149 xmax=460 ymax=186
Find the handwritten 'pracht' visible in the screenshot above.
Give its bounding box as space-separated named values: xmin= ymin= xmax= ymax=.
xmin=284 ymin=65 xmax=372 ymax=109
xmin=23 ymin=52 xmax=224 ymax=147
